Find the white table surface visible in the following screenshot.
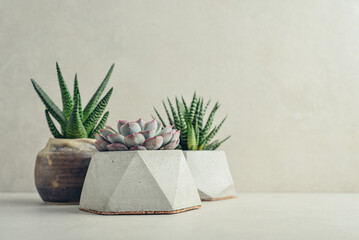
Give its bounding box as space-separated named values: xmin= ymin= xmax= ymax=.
xmin=1 ymin=193 xmax=359 ymax=240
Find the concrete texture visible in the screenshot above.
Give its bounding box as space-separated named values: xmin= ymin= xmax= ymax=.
xmin=2 ymin=193 xmax=359 ymax=240
xmin=184 ymin=151 xmax=236 ymax=200
xmin=2 ymin=0 xmax=359 ymax=192
xmin=79 ymin=151 xmax=201 ymax=214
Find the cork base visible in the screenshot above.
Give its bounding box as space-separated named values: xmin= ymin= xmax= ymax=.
xmin=45 ymin=201 xmax=79 ymax=205
xmin=201 ymin=196 xmax=236 ymax=201
xmin=79 ymin=205 xmax=201 ymax=215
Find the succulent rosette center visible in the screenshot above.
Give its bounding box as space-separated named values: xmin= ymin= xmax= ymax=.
xmin=94 ymin=119 xmax=180 ymax=151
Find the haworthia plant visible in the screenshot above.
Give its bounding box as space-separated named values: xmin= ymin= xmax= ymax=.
xmin=153 ymin=92 xmax=230 ymax=150
xmin=31 ymin=63 xmax=114 ymax=139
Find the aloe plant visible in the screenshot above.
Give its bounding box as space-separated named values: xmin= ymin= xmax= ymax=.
xmin=31 ymin=63 xmax=114 ymax=139
xmin=153 ymin=92 xmax=230 ymax=150
xmin=94 ymin=118 xmax=180 ymax=151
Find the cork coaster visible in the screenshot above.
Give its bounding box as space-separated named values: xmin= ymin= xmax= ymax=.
xmin=45 ymin=201 xmax=79 ymax=205
xmin=79 ymin=205 xmax=202 ymax=215
xmin=201 ymin=196 xmax=236 ymax=201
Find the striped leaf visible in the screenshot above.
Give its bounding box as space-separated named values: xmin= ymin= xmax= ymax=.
xmin=66 ymin=95 xmax=87 ymax=138
xmin=31 ymin=79 xmax=67 ymax=128
xmin=181 ymin=95 xmax=188 ymax=113
xmin=89 ymin=111 xmax=109 ymax=138
xmin=200 ymin=115 xmax=227 ymax=148
xmin=162 ymin=100 xmax=173 ymax=126
xmin=198 ymin=98 xmax=204 ymax=130
xmin=83 ymin=64 xmax=114 ymax=121
xmin=188 ymin=92 xmax=197 ymax=123
xmin=45 ymin=110 xmax=63 ymax=138
xmin=175 ymin=97 xmax=188 ymax=146
xmin=83 ymin=88 xmax=113 ymax=134
xmin=199 ymin=102 xmax=219 ymax=143
xmin=187 ymin=124 xmax=197 ymax=150
xmin=167 ymin=98 xmax=180 ymax=128
xmin=212 ymin=136 xmax=231 ymax=150
xmin=73 ymin=74 xmax=83 ymax=121
xmin=153 ymin=107 xmax=166 ymax=127
xmin=56 ymin=62 xmax=73 ymax=119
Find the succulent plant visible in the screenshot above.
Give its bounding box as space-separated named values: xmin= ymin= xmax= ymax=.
xmin=94 ymin=119 xmax=180 ymax=151
xmin=153 ymin=92 xmax=230 ymax=150
xmin=31 ymin=63 xmax=114 ymax=139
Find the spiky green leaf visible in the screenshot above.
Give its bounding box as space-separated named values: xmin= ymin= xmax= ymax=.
xmin=181 ymin=95 xmax=188 ymax=114
xmin=167 ymin=97 xmax=180 ymax=128
xmin=66 ymin=95 xmax=87 ymax=138
xmin=73 ymin=74 xmax=83 ymax=121
xmin=83 ymin=88 xmax=113 ymax=134
xmin=89 ymin=111 xmax=109 ymax=138
xmin=199 ymin=102 xmax=219 ymax=143
xmin=175 ymin=97 xmax=187 ymax=131
xmin=187 ymin=124 xmax=197 ymax=150
xmin=188 ymin=92 xmax=197 ymax=123
xmin=211 ymin=136 xmax=231 ymax=150
xmin=56 ymin=62 xmax=74 ymax=119
xmin=45 ymin=110 xmax=63 ymax=138
xmin=198 ymin=98 xmax=204 ymax=130
xmin=204 ymin=99 xmax=211 ymax=114
xmin=154 ymin=107 xmax=166 ymax=127
xmin=31 ymin=79 xmax=67 ymax=128
xmin=162 ymin=100 xmax=173 ymax=126
xmin=83 ymin=64 xmax=114 ymax=121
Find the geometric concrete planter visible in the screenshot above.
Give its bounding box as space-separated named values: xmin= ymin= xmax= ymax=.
xmin=79 ymin=150 xmax=201 ymax=214
xmin=183 ymin=151 xmax=236 ymax=201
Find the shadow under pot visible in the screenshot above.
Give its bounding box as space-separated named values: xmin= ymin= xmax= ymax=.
xmin=34 ymin=138 xmax=97 ymax=204
xmin=183 ymin=150 xmax=236 ymax=201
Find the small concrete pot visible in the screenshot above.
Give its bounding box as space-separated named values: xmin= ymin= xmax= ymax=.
xmin=183 ymin=151 xmax=236 ymax=201
xmin=79 ymin=150 xmax=201 ymax=215
xmin=35 ymin=138 xmax=97 ymax=204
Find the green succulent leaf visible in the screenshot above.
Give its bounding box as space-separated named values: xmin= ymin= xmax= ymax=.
xmin=211 ymin=136 xmax=231 ymax=150
xmin=187 ymin=124 xmax=197 ymax=150
xmin=162 ymin=100 xmax=174 ymax=126
xmin=73 ymin=74 xmax=83 ymax=121
xmin=83 ymin=64 xmax=114 ymax=121
xmin=89 ymin=111 xmax=109 ymax=138
xmin=188 ymin=92 xmax=197 ymax=123
xmin=56 ymin=62 xmax=74 ymax=119
xmin=199 ymin=102 xmax=219 ymax=143
xmin=153 ymin=92 xmax=229 ymax=151
xmin=66 ymin=95 xmax=87 ymax=138
xmin=153 ymin=107 xmax=166 ymax=127
xmin=167 ymin=97 xmax=180 ymax=128
xmin=31 ymin=79 xmax=67 ymax=128
xmin=83 ymin=87 xmax=113 ymax=134
xmin=200 ymin=114 xmax=227 ymax=147
xmin=198 ymin=98 xmax=204 ymax=130
xmin=204 ymin=99 xmax=211 ymax=114
xmin=45 ymin=110 xmax=63 ymax=138
xmin=181 ymin=95 xmax=188 ymax=113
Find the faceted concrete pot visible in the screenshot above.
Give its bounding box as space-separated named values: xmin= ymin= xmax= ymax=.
xmin=35 ymin=138 xmax=97 ymax=204
xmin=183 ymin=151 xmax=236 ymax=201
xmin=79 ymin=150 xmax=201 ymax=215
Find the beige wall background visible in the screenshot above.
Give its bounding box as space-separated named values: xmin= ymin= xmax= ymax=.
xmin=1 ymin=0 xmax=359 ymax=192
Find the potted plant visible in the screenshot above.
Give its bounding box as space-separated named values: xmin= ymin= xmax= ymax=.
xmin=153 ymin=92 xmax=236 ymax=201
xmin=31 ymin=63 xmax=114 ymax=204
xmin=79 ymin=118 xmax=201 ymax=214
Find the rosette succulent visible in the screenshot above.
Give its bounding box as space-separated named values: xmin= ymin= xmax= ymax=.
xmin=94 ymin=119 xmax=180 ymax=151
xmin=153 ymin=92 xmax=230 ymax=150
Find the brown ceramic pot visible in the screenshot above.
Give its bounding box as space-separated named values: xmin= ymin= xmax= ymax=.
xmin=35 ymin=138 xmax=97 ymax=204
